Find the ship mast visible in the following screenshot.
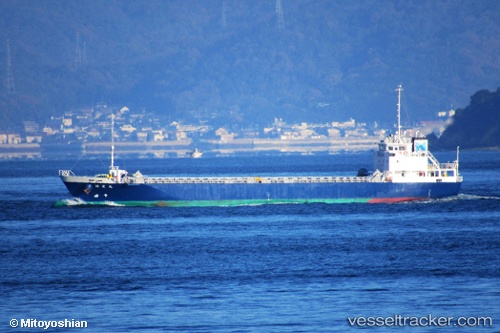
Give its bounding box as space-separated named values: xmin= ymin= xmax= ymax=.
xmin=396 ymin=84 xmax=403 ymax=141
xmin=110 ymin=113 xmax=115 ymax=169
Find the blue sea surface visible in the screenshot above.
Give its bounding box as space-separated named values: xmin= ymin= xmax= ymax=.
xmin=0 ymin=151 xmax=499 ymax=332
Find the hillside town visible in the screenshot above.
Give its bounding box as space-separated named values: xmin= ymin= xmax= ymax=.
xmin=0 ymin=103 xmax=454 ymax=159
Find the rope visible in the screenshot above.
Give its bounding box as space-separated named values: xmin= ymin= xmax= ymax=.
xmin=69 ymin=154 xmax=84 ymax=171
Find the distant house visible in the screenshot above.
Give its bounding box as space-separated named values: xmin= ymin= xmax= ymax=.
xmin=328 ymin=128 xmax=341 ymax=138
xmin=263 ymin=127 xmax=275 ymax=134
xmin=42 ymin=126 xmax=57 ymax=135
xmin=280 ymin=131 xmax=298 ymax=140
xmin=120 ymin=124 xmax=136 ymax=133
xmin=80 ymin=107 xmax=94 ymax=118
xmin=119 ymin=106 xmax=129 ymax=115
xmin=63 ymin=118 xmax=73 ymax=127
xmin=63 ymin=127 xmax=77 ymax=134
xmin=298 ymin=129 xmax=318 ymax=139
xmin=292 ymin=122 xmax=309 ymax=130
xmin=151 ymin=130 xmax=165 ymax=141
xmin=344 ymin=128 xmax=368 ymax=138
xmin=176 ymin=131 xmax=188 ymax=140
xmin=332 ymin=118 xmax=356 ymax=128
xmin=86 ymin=128 xmax=101 ymax=138
xmin=172 ymin=121 xmax=209 ymax=133
xmin=239 ymin=129 xmax=259 ymax=139
xmin=136 ymin=132 xmax=148 ymax=142
xmin=373 ymin=129 xmax=386 ymax=138
xmin=215 ymin=128 xmax=234 ymax=141
xmin=10 ymin=133 xmax=22 ymax=144
xmin=0 ymin=133 xmax=22 ymax=144
xmin=26 ymin=135 xmax=43 ymax=144
xmin=437 ymin=109 xmax=455 ymax=118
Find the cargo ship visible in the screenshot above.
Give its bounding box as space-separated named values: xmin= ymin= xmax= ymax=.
xmin=59 ymin=85 xmax=462 ymax=206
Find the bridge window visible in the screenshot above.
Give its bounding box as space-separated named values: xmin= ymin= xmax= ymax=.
xmin=441 ymin=171 xmax=452 ymax=177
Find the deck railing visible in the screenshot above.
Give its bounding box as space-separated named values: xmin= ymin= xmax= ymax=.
xmin=143 ymin=175 xmax=372 ymax=185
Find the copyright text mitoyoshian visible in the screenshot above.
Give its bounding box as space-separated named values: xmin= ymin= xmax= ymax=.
xmin=10 ymin=318 xmax=88 ymax=330
xmin=347 ymin=314 xmax=493 ymax=328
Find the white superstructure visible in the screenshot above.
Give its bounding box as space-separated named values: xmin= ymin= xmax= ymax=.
xmin=373 ymin=85 xmax=461 ymax=184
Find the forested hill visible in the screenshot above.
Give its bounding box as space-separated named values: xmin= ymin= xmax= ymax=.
xmin=430 ymin=88 xmax=500 ymax=150
xmin=1 ymin=0 xmax=500 ymax=130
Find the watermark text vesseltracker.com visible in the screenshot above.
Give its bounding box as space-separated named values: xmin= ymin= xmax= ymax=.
xmin=347 ymin=314 xmax=493 ymax=328
xmin=10 ymin=318 xmax=88 ymax=330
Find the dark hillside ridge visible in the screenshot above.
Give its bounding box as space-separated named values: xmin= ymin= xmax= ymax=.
xmin=429 ymin=88 xmax=500 ymax=150
xmin=1 ymin=0 xmax=500 ymax=130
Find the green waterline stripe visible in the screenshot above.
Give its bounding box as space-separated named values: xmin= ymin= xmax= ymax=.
xmin=54 ymin=198 xmax=371 ymax=207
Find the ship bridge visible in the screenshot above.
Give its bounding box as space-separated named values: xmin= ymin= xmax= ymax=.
xmin=372 ymin=84 xmax=460 ymax=184
xmin=373 ymin=136 xmax=460 ymax=183
xmin=374 ymin=136 xmax=429 ymax=173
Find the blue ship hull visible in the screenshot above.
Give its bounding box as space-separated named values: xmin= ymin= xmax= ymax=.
xmin=61 ymin=180 xmax=462 ymax=206
xmin=58 ymin=85 xmax=463 ymax=207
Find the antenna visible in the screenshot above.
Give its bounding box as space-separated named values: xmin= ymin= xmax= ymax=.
xmin=6 ymin=39 xmax=15 ymax=94
xmin=396 ymin=84 xmax=403 ymax=141
xmin=110 ymin=113 xmax=115 ymax=169
xmin=276 ymin=0 xmax=285 ymax=31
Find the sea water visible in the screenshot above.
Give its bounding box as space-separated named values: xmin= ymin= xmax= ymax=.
xmin=0 ymin=151 xmax=498 ymax=332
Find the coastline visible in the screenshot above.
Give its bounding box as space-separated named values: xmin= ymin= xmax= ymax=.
xmin=0 ymin=137 xmax=378 ymax=160
xmin=1 ymin=138 xmax=498 ymax=160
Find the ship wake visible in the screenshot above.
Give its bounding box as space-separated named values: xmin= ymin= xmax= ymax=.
xmin=408 ymin=193 xmax=500 ymax=205
xmin=54 ymin=198 xmax=125 ymax=207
